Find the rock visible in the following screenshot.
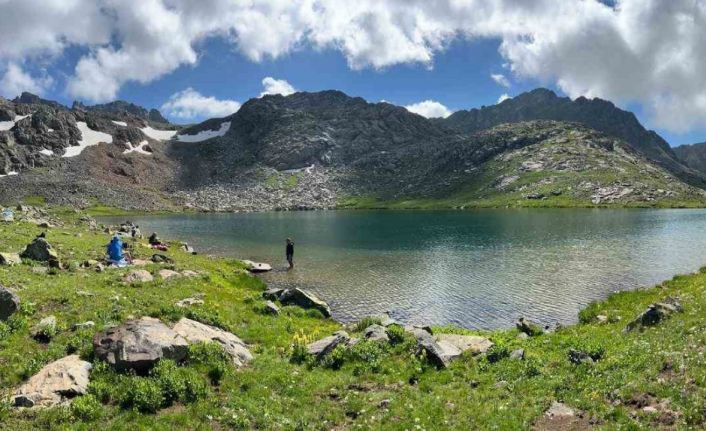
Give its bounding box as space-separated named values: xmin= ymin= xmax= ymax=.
xmin=625 ymin=298 xmax=683 ymax=332
xmin=262 ymin=287 xmax=285 ymax=301
xmin=20 ymin=237 xmax=60 ymax=268
xmin=131 ymin=259 xmax=149 ymax=266
xmin=123 ymin=269 xmax=153 ymax=283
xmin=151 ymin=254 xmax=173 ymax=264
xmin=0 ymin=252 xmax=21 ymax=266
xmin=0 ymin=286 xmax=20 ymax=320
xmin=279 ymin=288 xmax=331 ymax=317
xmin=410 ymin=329 xmax=492 ymax=368
xmin=510 ymin=348 xmax=525 ymax=360
xmin=159 ymin=269 xmax=181 ymax=280
xmin=72 ymin=321 xmax=95 ymax=330
xmin=181 ymin=270 xmax=199 ymax=277
xmin=31 ymin=315 xmax=57 ymax=341
xmin=172 ymin=318 xmax=253 ymax=367
xmin=643 ymin=406 xmax=658 ymax=414
xmin=596 ymin=314 xmax=608 ymax=324
xmin=516 ymin=317 xmax=544 ymax=336
xmin=363 ymin=324 xmax=389 ymax=342
xmin=516 ymin=332 xmax=529 ymax=340
xmin=568 ymin=348 xmax=594 ymax=365
xmin=95 ymin=263 xmax=105 ymax=273
xmin=175 ymin=297 xmax=204 ymax=307
xmin=264 ymin=300 xmax=280 ymax=315
xmin=93 ymin=317 xmax=188 ymax=371
xmin=306 ymin=331 xmax=349 ymax=360
xmin=12 ymin=355 xmax=91 ymax=408
xmin=242 ymin=260 xmax=272 ymax=273
xmin=546 ymin=401 xmax=575 ymax=418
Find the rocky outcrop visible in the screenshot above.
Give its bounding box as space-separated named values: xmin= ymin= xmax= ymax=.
xmin=172 ymin=318 xmax=252 ymax=367
xmin=12 ymin=355 xmax=91 ymax=408
xmin=306 ymin=331 xmax=349 ymax=360
xmin=93 ymin=317 xmax=189 ymax=371
xmin=0 ymin=285 xmax=20 ymax=320
xmin=20 ymin=237 xmax=60 ymax=267
xmin=625 ymin=298 xmax=683 ymax=332
xmin=409 ymin=328 xmax=493 ymax=368
xmin=363 ymin=324 xmax=389 ymax=342
xmin=279 ymin=288 xmax=331 ymax=317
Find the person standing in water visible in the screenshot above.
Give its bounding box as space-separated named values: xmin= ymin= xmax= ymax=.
xmin=286 ymin=238 xmax=294 ymax=270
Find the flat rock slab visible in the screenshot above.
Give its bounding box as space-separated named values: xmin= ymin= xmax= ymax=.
xmin=172 ymin=318 xmax=253 ymax=367
xmin=13 ymin=355 xmax=91 ymax=408
xmin=0 ymin=252 xmax=21 ymax=266
xmin=364 ymin=324 xmax=389 ymax=342
xmin=279 ymin=288 xmax=331 ymax=317
xmin=435 ymin=334 xmax=493 ymax=356
xmin=175 ymin=297 xmax=204 ymax=307
xmin=0 ymin=285 xmax=20 ymax=320
xmin=263 ymin=287 xmax=285 ymax=301
xmin=93 ymin=317 xmax=188 ymax=372
xmin=410 ymin=329 xmax=493 ymax=368
xmin=307 ymin=331 xmax=349 ymax=360
xmin=242 ymin=260 xmax=272 ymax=273
xmin=264 ymin=300 xmax=280 ymax=315
xmin=123 ymin=270 xmax=154 ymax=283
xmin=159 ymin=269 xmax=181 ymax=280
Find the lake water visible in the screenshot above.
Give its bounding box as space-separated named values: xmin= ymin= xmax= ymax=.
xmin=101 ymin=209 xmax=706 ymax=329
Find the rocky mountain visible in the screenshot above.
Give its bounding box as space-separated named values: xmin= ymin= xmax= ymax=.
xmin=441 ymin=88 xmax=706 ymax=188
xmin=72 ymin=100 xmax=169 ymax=123
xmin=674 ymin=142 xmax=706 ymax=175
xmin=0 ymin=90 xmax=704 ymax=211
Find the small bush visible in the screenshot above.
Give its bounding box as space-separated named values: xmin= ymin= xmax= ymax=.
xmin=119 ymin=377 xmax=164 ymax=413
xmin=87 ymin=380 xmax=113 ymax=404
xmin=151 ymin=360 xmax=186 ymax=406
xmin=348 ymin=340 xmax=385 ymax=375
xmin=354 ymin=317 xmax=383 ymax=332
xmin=71 ymin=394 xmax=103 ymax=421
xmin=578 ymin=302 xmax=600 ymax=324
xmin=188 ymin=342 xmax=231 ymax=383
xmin=305 ymin=309 xmax=325 ymax=319
xmin=573 ymin=340 xmax=606 ymax=361
xmin=181 ymin=369 xmax=209 ymax=403
xmin=386 ymin=324 xmax=407 ymax=345
xmin=321 ymin=345 xmax=347 ymax=370
xmin=487 ymin=342 xmax=511 ymax=363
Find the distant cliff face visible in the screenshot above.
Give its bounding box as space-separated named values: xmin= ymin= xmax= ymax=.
xmin=674 ymin=142 xmax=706 ymax=174
xmin=441 ymin=89 xmax=705 ymax=188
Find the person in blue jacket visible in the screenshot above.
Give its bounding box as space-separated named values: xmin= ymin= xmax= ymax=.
xmin=107 ymin=235 xmax=130 ymax=267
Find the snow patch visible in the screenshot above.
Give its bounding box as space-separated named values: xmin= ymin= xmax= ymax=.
xmin=176 ymin=121 xmax=230 ymax=142
xmin=112 ymin=120 xmax=127 ymax=127
xmin=283 ymin=164 xmax=315 ymax=174
xmin=47 ymin=128 xmax=54 ymax=132
xmin=0 ymin=171 xmax=19 ymax=178
xmin=141 ymin=126 xmax=176 ymax=141
xmin=123 ymin=141 xmax=152 ymax=155
xmin=39 ymin=149 xmax=54 ymax=156
xmin=63 ymin=122 xmax=113 ymax=158
xmin=0 ymin=114 xmax=30 ymax=131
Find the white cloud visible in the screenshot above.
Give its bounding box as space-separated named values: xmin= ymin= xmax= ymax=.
xmin=0 ymin=63 xmax=53 ymax=98
xmin=2 ymin=0 xmax=706 ymax=132
xmin=497 ymin=94 xmax=511 ymax=104
xmin=260 ymin=77 xmax=297 ymax=97
xmin=491 ymin=73 xmax=510 ymax=88
xmin=161 ymin=88 xmax=240 ymax=120
xmin=405 ymin=100 xmax=452 ymax=118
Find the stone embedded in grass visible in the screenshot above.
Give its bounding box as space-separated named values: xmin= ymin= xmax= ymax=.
xmin=264 ymin=300 xmax=280 ymax=315
xmin=363 ymin=324 xmax=389 ymax=342
xmin=510 ymin=349 xmax=525 ymax=360
xmin=175 ymin=297 xmax=205 ymax=307
xmin=159 ymin=269 xmax=181 ymax=280
xmin=12 ymin=355 xmax=91 ymax=408
xmin=181 ymin=270 xmax=200 ymax=278
xmin=0 ymin=252 xmax=21 ymax=266
xmin=93 ymin=317 xmax=188 ymax=372
xmin=409 ymin=329 xmax=493 ymax=368
xmin=0 ymin=285 xmax=20 ymax=320
xmin=31 ymin=315 xmax=57 ymax=341
xmin=172 ymin=317 xmax=253 ymax=367
xmin=625 ymin=297 xmax=683 ymax=332
xmin=516 ymin=317 xmax=545 ymax=336
xmin=20 ymin=237 xmax=61 ymax=268
xmin=279 ymin=288 xmax=331 ymax=318
xmin=568 ymin=348 xmax=594 ymax=365
xmin=546 ymin=401 xmax=575 ymax=418
xmin=307 ymin=331 xmax=350 ymax=360
xmin=72 ymin=321 xmax=95 ymax=330
xmin=123 ymin=269 xmax=154 ymax=283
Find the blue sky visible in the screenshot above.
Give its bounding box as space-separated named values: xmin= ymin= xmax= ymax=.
xmin=2 ymin=1 xmax=705 ymax=147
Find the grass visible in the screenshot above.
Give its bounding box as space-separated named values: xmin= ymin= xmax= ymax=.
xmin=1 ymin=207 xmax=706 ymax=429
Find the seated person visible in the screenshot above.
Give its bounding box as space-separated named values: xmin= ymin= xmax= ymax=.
xmin=148 ymin=232 xmax=168 ymax=251
xmin=107 ymin=235 xmax=131 ymax=267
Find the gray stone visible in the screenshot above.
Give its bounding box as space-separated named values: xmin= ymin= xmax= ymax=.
xmin=20 ymin=238 xmax=60 ymax=268
xmin=545 ymin=401 xmax=575 ymax=418
xmin=31 ymin=315 xmax=57 ymax=340
xmin=363 ymin=324 xmax=389 ymax=342
xmin=625 ymin=297 xmax=683 ymax=332
xmin=0 ymin=286 xmax=20 ymax=320
xmin=516 ymin=317 xmax=544 ymax=336
xmin=510 ymin=348 xmax=525 ymax=360
xmin=306 ymin=331 xmax=349 ymax=360
xmin=123 ymin=270 xmax=153 ymax=283
xmin=172 ymin=318 xmax=253 ymax=367
xmin=568 ymin=348 xmax=594 ymax=365
xmin=264 ymin=300 xmax=280 ymax=315
xmin=279 ymin=288 xmax=331 ymax=317
xmin=0 ymin=252 xmax=21 ymax=266
xmin=93 ymin=317 xmax=188 ymax=371
xmin=410 ymin=330 xmax=493 ymax=368
xmin=72 ymin=321 xmax=95 ymax=330
xmin=242 ymin=260 xmax=272 ymax=273
xmin=12 ymin=355 xmax=91 ymax=408
xmin=262 ymin=287 xmax=285 ymax=301
xmin=175 ymin=297 xmax=204 ymax=307
xmin=159 ymin=269 xmax=181 ymax=280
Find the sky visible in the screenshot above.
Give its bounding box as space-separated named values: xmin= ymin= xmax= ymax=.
xmin=0 ymin=0 xmax=705 ymax=146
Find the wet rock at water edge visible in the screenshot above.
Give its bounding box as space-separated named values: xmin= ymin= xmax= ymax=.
xmin=307 ymin=331 xmax=350 ymax=360
xmin=262 ymin=287 xmax=285 ymax=301
xmin=93 ymin=317 xmax=188 ymax=372
xmin=172 ymin=317 xmax=253 ymax=367
xmin=279 ymin=288 xmax=331 ymax=317
xmin=12 ymin=355 xmax=91 ymax=408
xmin=516 ymin=317 xmax=545 ymax=336
xmin=242 ymin=260 xmax=272 ymax=273
xmin=0 ymin=285 xmax=20 ymax=320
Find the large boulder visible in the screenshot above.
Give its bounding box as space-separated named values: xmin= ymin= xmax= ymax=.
xmin=0 ymin=252 xmax=21 ymax=266
xmin=93 ymin=317 xmax=188 ymax=372
xmin=410 ymin=329 xmax=493 ymax=368
xmin=12 ymin=355 xmax=91 ymax=408
xmin=0 ymin=286 xmax=20 ymax=320
xmin=306 ymin=331 xmax=349 ymax=360
xmin=625 ymin=298 xmax=683 ymax=332
xmin=262 ymin=287 xmax=285 ymax=301
xmin=172 ymin=318 xmax=253 ymax=367
xmin=279 ymin=288 xmax=331 ymax=317
xmin=20 ymin=237 xmax=60 ymax=268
